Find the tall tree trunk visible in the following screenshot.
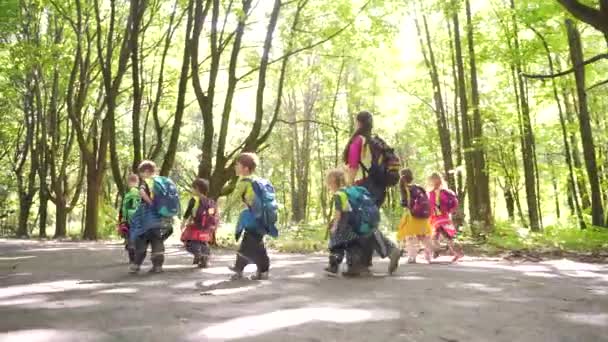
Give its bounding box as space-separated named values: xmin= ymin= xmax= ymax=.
xmin=452 ymin=5 xmax=477 ymax=234
xmin=466 ymin=0 xmax=492 ymax=232
xmin=510 ymin=0 xmax=540 ymax=231
xmin=566 ymin=19 xmax=605 ymax=227
xmin=563 ymin=88 xmax=591 ymax=210
xmin=530 ymin=27 xmax=585 ymax=228
xmin=416 ymin=11 xmax=455 ymax=189
xmin=83 ymin=161 xmax=103 ymax=240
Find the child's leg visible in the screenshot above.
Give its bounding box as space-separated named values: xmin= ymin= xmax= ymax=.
xmin=406 ymin=236 xmax=418 ymax=261
xmin=199 ymin=242 xmax=210 ymax=267
xmin=419 ymin=235 xmax=432 ymax=262
xmin=133 ymin=236 xmax=148 ymax=267
xmin=233 ymin=232 xmax=254 ymax=274
xmin=150 ymin=229 xmax=165 ymax=271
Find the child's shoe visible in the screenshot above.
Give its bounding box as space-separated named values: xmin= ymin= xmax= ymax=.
xmin=228 ymin=266 xmax=243 ymax=280
xmin=388 ymin=248 xmax=401 ymax=275
xmin=149 ymin=265 xmax=163 ymax=274
xmin=249 ymin=271 xmax=269 ymax=281
xmin=129 ymin=264 xmax=140 ymax=274
xmin=407 ymin=257 xmax=417 ymax=264
xmin=198 ymin=256 xmax=209 ymax=268
xmin=451 ymin=251 xmax=464 ymax=263
xmin=192 ymin=256 xmax=200 ymax=265
xmin=324 ymin=264 xmax=339 ymax=277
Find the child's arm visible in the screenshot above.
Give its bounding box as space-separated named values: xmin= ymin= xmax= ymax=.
xmin=140 ymin=189 xmax=153 ymax=205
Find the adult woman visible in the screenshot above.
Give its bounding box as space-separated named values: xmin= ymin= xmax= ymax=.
xmin=343 ymin=111 xmax=400 ymax=274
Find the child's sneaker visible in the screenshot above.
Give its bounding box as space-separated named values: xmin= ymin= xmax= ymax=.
xmin=407 ymin=257 xmax=417 ymax=264
xmin=228 ymin=266 xmax=243 ymax=280
xmin=451 ymin=251 xmax=463 ymax=263
xmin=192 ymin=256 xmax=200 ymax=265
xmin=149 ymin=266 xmax=163 ymax=274
xmin=129 ymin=264 xmax=140 ymax=274
xmin=324 ymin=265 xmax=339 ymax=277
xmin=198 ymin=256 xmax=209 ymax=268
xmin=249 ymin=271 xmax=269 ymax=281
xmin=388 ymin=248 xmax=401 ymax=275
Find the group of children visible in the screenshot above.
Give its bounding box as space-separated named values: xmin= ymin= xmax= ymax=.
xmin=324 ymin=167 xmax=462 ymax=276
xmin=118 ymin=151 xmax=461 ymax=280
xmin=117 ymin=153 xmax=275 ymax=280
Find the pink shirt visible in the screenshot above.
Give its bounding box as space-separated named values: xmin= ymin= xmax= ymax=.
xmin=347 ymin=135 xmax=364 ymax=170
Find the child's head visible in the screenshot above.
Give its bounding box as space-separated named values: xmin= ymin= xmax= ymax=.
xmin=400 ymin=168 xmax=414 ymax=189
xmin=127 ymin=174 xmax=139 ymax=188
xmin=138 ymin=160 xmax=157 ymax=179
xmin=235 ymin=153 xmax=258 ymax=177
xmin=326 ymin=168 xmax=347 ymax=192
xmin=429 ymin=172 xmax=444 ymax=189
xmin=192 ymin=178 xmax=210 ymax=197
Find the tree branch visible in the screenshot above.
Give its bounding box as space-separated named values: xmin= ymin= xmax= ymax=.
xmin=587 ymin=78 xmax=608 ymax=90
xmin=556 ymin=0 xmax=608 ymax=34
xmin=237 ymin=0 xmax=372 ymax=81
xmin=522 ymin=53 xmax=608 ymax=79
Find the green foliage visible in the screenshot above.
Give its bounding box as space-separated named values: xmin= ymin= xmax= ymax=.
xmin=487 ymin=221 xmax=608 ymax=253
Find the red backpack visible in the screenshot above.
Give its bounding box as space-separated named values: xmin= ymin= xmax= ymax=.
xmin=402 ymin=185 xmax=430 ymax=219
xmin=181 ymin=198 xmax=219 ymax=242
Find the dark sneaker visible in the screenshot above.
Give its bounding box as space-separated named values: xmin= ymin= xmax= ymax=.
xmin=192 ymin=256 xmax=200 ymax=265
xmin=128 ymin=264 xmax=140 ymax=274
xmin=249 ymin=272 xmax=269 ymax=281
xmin=407 ymin=257 xmax=417 ymax=264
xmin=149 ymin=266 xmax=163 ymax=274
xmin=324 ymin=265 xmax=339 ymax=277
xmin=388 ymin=248 xmax=401 ymax=275
xmin=198 ymin=256 xmax=209 ymax=268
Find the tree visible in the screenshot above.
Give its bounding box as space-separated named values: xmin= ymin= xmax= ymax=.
xmin=565 ymin=19 xmax=605 ymax=227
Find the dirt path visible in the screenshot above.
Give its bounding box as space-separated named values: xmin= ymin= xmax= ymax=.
xmin=0 ymin=239 xmax=607 ymax=342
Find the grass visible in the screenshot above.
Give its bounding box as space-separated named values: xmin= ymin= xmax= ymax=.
xmin=484 ymin=221 xmax=608 ymax=254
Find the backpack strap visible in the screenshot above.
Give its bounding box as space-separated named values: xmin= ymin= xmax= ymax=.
xmin=434 ymin=189 xmax=442 ymax=215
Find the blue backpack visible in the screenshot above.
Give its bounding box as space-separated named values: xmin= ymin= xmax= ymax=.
xmin=342 ymin=186 xmax=380 ymax=236
xmin=247 ymin=178 xmax=279 ymax=238
xmin=152 ymin=176 xmax=180 ymax=218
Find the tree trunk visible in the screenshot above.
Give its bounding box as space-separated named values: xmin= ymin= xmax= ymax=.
xmin=530 ymin=26 xmax=585 ymax=228
xmin=417 ymin=12 xmax=455 ymax=189
xmin=82 ymin=162 xmax=103 ymax=240
xmin=566 ymin=19 xmax=605 ymax=227
xmin=504 ymin=188 xmax=515 ymax=221
xmin=510 ymin=0 xmax=540 ymax=231
xmin=563 ymin=88 xmax=591 ymax=210
xmin=55 ymin=199 xmax=68 ymax=238
xmin=466 ymin=0 xmax=492 ymax=232
xmin=452 ymin=6 xmax=477 ymax=234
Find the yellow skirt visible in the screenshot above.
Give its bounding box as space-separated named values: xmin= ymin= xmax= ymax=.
xmin=397 ymin=212 xmax=431 ymax=241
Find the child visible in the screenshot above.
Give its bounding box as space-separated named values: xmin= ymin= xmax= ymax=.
xmin=396 ymin=169 xmax=432 ymax=264
xmin=325 ymin=168 xmax=361 ymax=276
xmin=118 ymin=174 xmax=140 ymax=264
xmin=130 ymin=160 xmax=165 ymax=274
xmin=428 ymin=172 xmax=463 ymax=262
xmin=229 ymin=153 xmax=271 ymax=281
xmin=180 ymin=178 xmax=218 ymax=268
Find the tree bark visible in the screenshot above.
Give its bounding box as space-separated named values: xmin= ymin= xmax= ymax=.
xmin=566 ymin=19 xmax=605 ymax=227
xmin=466 ymin=0 xmax=492 ymax=232
xmin=510 ymin=0 xmax=540 ymax=231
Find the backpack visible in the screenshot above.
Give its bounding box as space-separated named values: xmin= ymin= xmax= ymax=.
xmin=363 ymin=136 xmax=401 ymax=187
xmin=197 ymin=198 xmax=219 ymax=231
xmin=152 ymin=176 xmax=181 ymax=218
xmin=247 ymin=178 xmax=279 ymax=238
xmin=436 ymin=189 xmax=459 ymax=215
xmin=343 ymin=186 xmax=380 ymax=235
xmin=408 ymin=185 xmax=431 ymax=219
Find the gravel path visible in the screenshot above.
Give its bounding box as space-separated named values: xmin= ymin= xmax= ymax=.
xmin=0 ymin=239 xmax=607 ymax=342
